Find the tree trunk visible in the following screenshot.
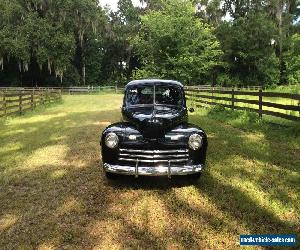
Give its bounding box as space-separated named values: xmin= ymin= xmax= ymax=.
xmin=277 ymin=0 xmax=284 ymax=84
xmin=82 ymin=63 xmax=86 ymax=86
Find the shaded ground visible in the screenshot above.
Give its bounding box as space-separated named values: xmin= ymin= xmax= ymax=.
xmin=0 ymin=94 xmax=299 ymax=249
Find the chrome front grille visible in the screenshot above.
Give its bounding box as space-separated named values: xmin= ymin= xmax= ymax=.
xmin=118 ymin=148 xmax=189 ymax=164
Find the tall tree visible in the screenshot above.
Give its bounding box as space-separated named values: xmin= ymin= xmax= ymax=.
xmin=132 ymin=0 xmax=223 ymax=84
xmin=0 ymin=0 xmax=106 ymax=86
xmin=216 ymin=12 xmax=280 ymax=86
xmin=99 ymin=0 xmax=141 ymax=85
xmin=1 ymin=0 xmax=299 ymax=87
xmin=285 ymin=33 xmax=300 ymax=84
xmin=221 ymin=0 xmax=300 ymax=85
xmin=194 ymin=0 xmax=224 ymax=26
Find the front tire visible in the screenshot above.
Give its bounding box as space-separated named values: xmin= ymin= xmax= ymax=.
xmin=190 ymin=172 xmax=201 ymax=180
xmin=105 ymin=172 xmax=118 ymax=179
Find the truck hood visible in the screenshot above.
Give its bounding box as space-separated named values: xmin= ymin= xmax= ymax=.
xmin=122 ymin=105 xmax=187 ymax=139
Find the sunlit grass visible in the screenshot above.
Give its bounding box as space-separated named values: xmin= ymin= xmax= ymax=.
xmin=0 ymin=94 xmax=299 ymax=249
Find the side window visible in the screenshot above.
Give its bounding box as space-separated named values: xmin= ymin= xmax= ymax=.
xmin=155 ymin=86 xmax=182 ymax=106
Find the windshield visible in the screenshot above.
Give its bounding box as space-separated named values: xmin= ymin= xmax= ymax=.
xmin=125 ymin=84 xmax=183 ymax=106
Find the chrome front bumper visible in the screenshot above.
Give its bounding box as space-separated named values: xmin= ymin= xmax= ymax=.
xmin=103 ymin=163 xmax=204 ymax=178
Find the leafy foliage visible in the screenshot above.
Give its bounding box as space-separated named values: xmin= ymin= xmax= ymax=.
xmin=0 ymin=0 xmax=104 ymax=86
xmin=0 ymin=0 xmax=299 ymax=86
xmin=216 ymin=13 xmax=280 ymax=86
xmin=132 ymin=0 xmax=223 ymax=84
xmin=285 ymin=34 xmax=300 ymax=84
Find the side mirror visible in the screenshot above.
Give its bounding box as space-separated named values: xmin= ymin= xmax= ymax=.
xmin=188 ymin=107 xmax=195 ymax=113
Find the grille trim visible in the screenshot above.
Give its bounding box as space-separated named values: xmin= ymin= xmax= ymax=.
xmin=118 ymin=148 xmax=189 ymax=164
xmin=119 ymin=158 xmax=188 ymax=163
xmin=119 ymin=153 xmax=188 ymax=159
xmin=119 ymin=148 xmax=188 ymax=154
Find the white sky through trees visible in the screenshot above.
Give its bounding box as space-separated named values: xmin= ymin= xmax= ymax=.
xmin=100 ymin=0 xmax=143 ymax=11
xmin=99 ymin=0 xmax=234 ymax=21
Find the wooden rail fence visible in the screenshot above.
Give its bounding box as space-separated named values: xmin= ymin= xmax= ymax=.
xmin=185 ymin=86 xmax=300 ymax=122
xmin=0 ymin=89 xmax=62 ymax=118
xmin=1 ymin=85 xmax=299 ymax=121
xmin=0 ymin=86 xmax=116 ymax=95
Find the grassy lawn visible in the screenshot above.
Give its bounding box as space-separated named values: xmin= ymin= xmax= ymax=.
xmin=0 ymin=94 xmax=299 ymax=249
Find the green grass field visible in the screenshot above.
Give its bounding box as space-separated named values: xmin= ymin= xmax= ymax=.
xmin=0 ymin=94 xmax=299 ymax=249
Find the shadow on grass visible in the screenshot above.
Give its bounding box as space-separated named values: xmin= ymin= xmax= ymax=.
xmin=190 ymin=107 xmax=300 ymax=174
xmin=198 ymin=172 xmax=294 ymax=233
xmin=0 ymin=107 xmax=118 ymax=172
xmin=190 ymin=110 xmax=300 ymax=222
xmin=0 ymin=97 xmax=299 ymax=249
xmin=105 ymin=174 xmax=200 ymax=190
xmin=0 ymin=105 xmax=121 ymax=248
xmin=205 ymin=106 xmax=300 ymax=138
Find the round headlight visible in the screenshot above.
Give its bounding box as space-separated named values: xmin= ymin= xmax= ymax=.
xmin=105 ymin=132 xmax=119 ymax=149
xmin=188 ymin=134 xmax=203 ymax=150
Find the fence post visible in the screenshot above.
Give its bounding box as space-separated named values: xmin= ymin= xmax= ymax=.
xmin=39 ymin=91 xmax=42 ymax=105
xmin=33 ymin=89 xmax=36 ymax=108
xmin=258 ymin=88 xmax=263 ymax=119
xmin=19 ymin=91 xmax=22 ymax=114
xmin=231 ymin=88 xmax=235 ymax=110
xmin=46 ymin=91 xmax=49 ymax=103
xmin=43 ymin=91 xmax=46 ymax=104
xmin=31 ymin=92 xmax=34 ymax=110
xmin=2 ymin=92 xmax=6 ymax=116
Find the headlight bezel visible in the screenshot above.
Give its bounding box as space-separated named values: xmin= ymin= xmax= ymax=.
xmin=188 ymin=133 xmax=203 ymax=150
xmin=105 ymin=132 xmax=119 ymax=149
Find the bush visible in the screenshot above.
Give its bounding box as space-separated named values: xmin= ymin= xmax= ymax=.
xmin=209 ymin=104 xmax=226 ymax=113
xmin=240 ymin=111 xmax=260 ymax=123
xmin=208 ymin=105 xmax=260 ymax=125
xmin=285 ymin=34 xmax=300 ymax=85
xmin=62 ymin=64 xmax=80 ymax=86
xmin=132 ymin=68 xmax=162 ymax=80
xmin=216 ymin=74 xmax=231 ymax=86
xmin=131 ymin=0 xmax=222 ymax=84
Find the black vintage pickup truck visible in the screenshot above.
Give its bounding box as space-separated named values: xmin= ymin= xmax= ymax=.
xmin=101 ymin=79 xmax=208 ymax=178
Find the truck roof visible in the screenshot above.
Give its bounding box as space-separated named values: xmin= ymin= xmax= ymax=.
xmin=126 ymin=79 xmax=183 ymax=88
